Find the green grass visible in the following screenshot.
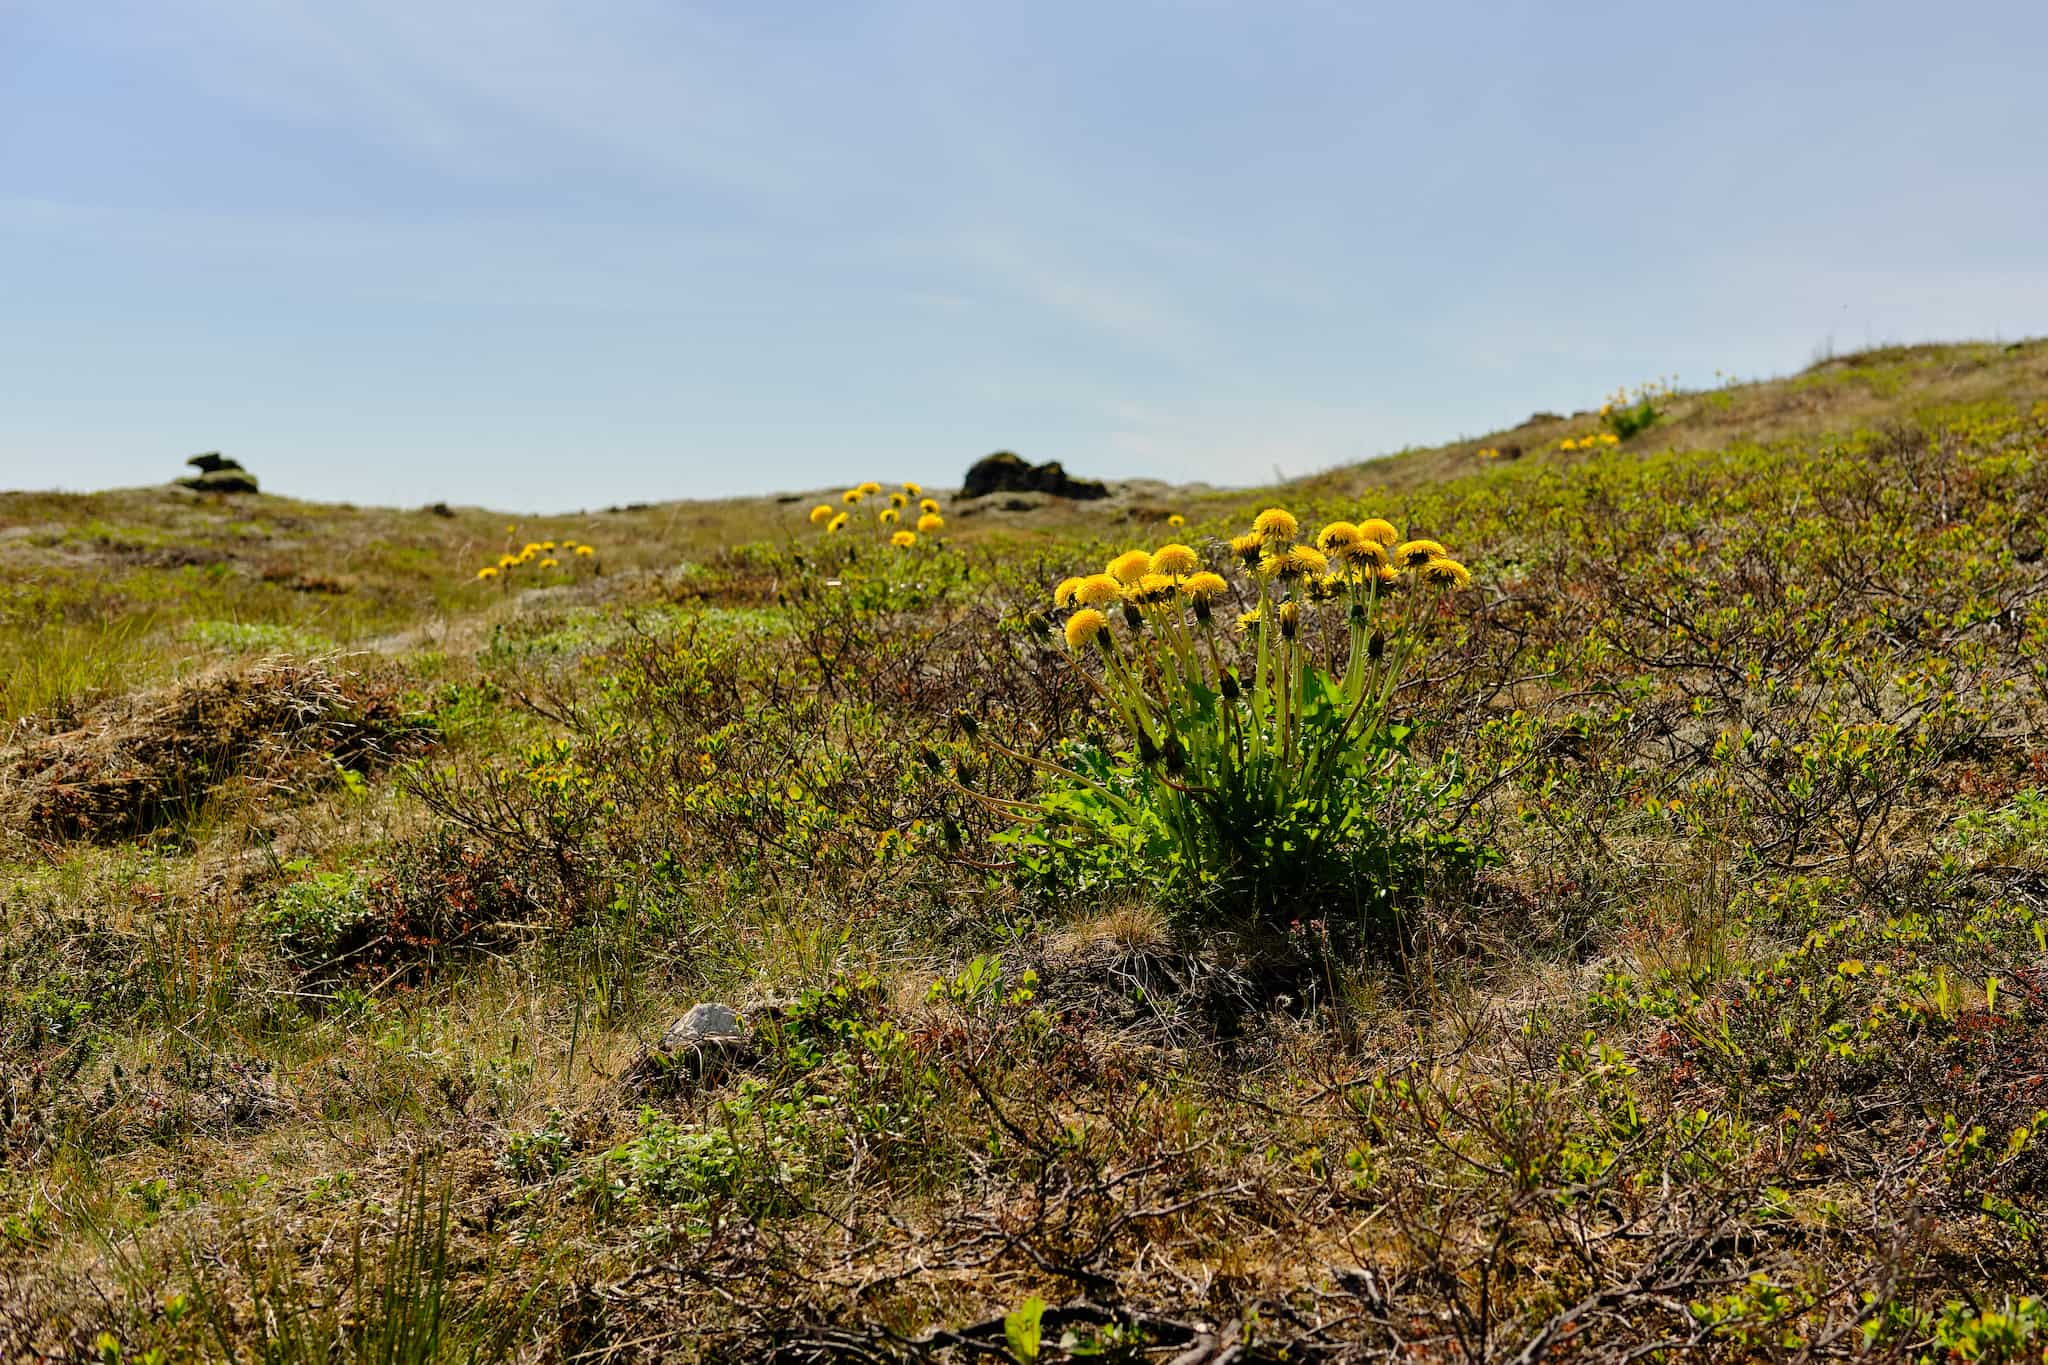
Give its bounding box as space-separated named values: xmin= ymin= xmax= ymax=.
xmin=5 ymin=339 xmax=2048 ymax=1362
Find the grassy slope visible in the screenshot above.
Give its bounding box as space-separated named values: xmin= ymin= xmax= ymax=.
xmin=4 ymin=339 xmax=2048 ymax=1360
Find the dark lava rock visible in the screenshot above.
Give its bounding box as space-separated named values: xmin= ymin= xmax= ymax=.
xmin=962 ymin=450 xmax=1109 ymax=501
xmin=186 ymin=452 xmax=244 ymax=474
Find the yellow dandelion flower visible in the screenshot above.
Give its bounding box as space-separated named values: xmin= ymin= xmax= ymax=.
xmin=476 ymin=565 xmax=498 ymax=580
xmin=889 ymin=491 xmax=907 ymax=508
xmin=1228 ymin=532 xmax=1264 ymax=566
xmin=1064 ymin=608 xmax=1111 ymax=650
xmin=1151 ymin=543 xmax=1199 ymax=577
xmin=1337 ymin=538 xmax=1390 ymax=569
xmin=497 ymin=553 xmax=519 ymax=569
xmin=1316 ymin=521 xmax=1361 ymax=555
xmin=1359 ymin=518 xmax=1399 ymax=546
xmin=1133 ymin=572 xmax=1177 ymax=605
xmin=1107 ymin=549 xmax=1153 ymax=584
xmin=858 ymin=481 xmax=883 ymax=495
xmin=810 ymin=504 xmax=835 ymax=525
xmin=1419 ymin=557 xmax=1472 ymax=588
xmin=1252 ymin=507 xmax=1299 ymax=545
xmin=1261 ymin=544 xmax=1328 ymax=579
xmin=1181 ymin=571 xmax=1229 ymax=603
xmin=539 ymin=557 xmax=559 ymax=569
xmin=542 ymin=540 xmax=556 ymax=551
xmin=1235 ymin=606 xmax=1262 ymax=633
xmin=891 ymin=530 xmax=917 ymax=548
xmin=574 ymin=544 xmax=595 ymax=557
xmin=1374 ymin=562 xmax=1400 ymax=584
xmin=522 ymin=542 xmax=543 ymax=556
xmin=1309 ymin=571 xmax=1348 ymax=601
xmin=1598 ymin=432 xmax=1620 ymax=446
xmin=827 ymin=512 xmax=849 ymax=534
xmin=916 ymin=513 xmax=944 ymax=534
xmin=1393 ymin=539 xmax=1447 ymax=568
xmin=1167 ymin=513 xmax=1186 ymax=528
xmin=842 ymin=489 xmax=865 ymax=504
xmin=904 ymin=481 xmax=922 ymax=497
xmin=919 ymin=497 xmax=941 ymax=514
xmin=879 ymin=507 xmax=900 ymax=524
xmin=1053 ymin=576 xmax=1086 ymax=608
xmin=1074 ymin=574 xmax=1123 ymax=608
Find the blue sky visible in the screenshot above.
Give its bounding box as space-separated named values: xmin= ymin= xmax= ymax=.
xmin=3 ymin=1 xmax=2044 ymax=509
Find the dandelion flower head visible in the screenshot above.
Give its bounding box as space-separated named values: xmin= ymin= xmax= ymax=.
xmin=1074 ymin=574 xmax=1123 ymax=608
xmin=1316 ymin=521 xmax=1361 ymax=554
xmin=1181 ymin=571 xmax=1229 ymax=603
xmin=476 ymin=566 xmax=498 ymax=580
xmin=904 ymin=481 xmax=923 ymax=497
xmin=1419 ymin=557 xmax=1473 ymax=588
xmin=1151 ymin=543 xmax=1199 ymax=577
xmin=891 ymin=530 xmax=917 ymax=548
xmin=809 ymin=505 xmax=834 ymax=525
xmin=1053 ymin=576 xmax=1085 ymax=608
xmin=1252 ymin=507 xmax=1299 ymax=545
xmin=827 ymin=512 xmax=849 ymax=534
xmin=1064 ymin=608 xmax=1111 ymax=650
xmin=1167 ymin=513 xmax=1186 ymax=528
xmin=1359 ymin=518 xmax=1399 ymax=546
xmin=919 ymin=497 xmax=941 ymax=515
xmin=574 ymin=545 xmax=595 ymax=557
xmin=879 ymin=507 xmax=900 ymax=524
xmin=1394 ymin=538 xmax=1447 ymax=568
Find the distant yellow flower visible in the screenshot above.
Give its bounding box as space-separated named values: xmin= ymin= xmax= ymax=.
xmin=904 ymin=481 xmax=923 ymax=497
xmin=539 ymin=557 xmax=559 ymax=569
xmin=1316 ymin=521 xmax=1361 ymax=554
xmin=916 ymin=513 xmax=944 ymax=534
xmin=574 ymin=544 xmax=595 ymax=557
xmin=476 ymin=566 xmax=498 ymax=580
xmin=810 ymin=504 xmax=835 ymax=525
xmin=842 ymin=489 xmax=865 ymax=504
xmin=1359 ymin=518 xmax=1399 ymax=546
xmin=1167 ymin=513 xmax=1186 ymax=527
xmin=919 ymin=497 xmax=941 ymax=514
xmin=858 ymin=481 xmax=883 ymax=495
xmin=1598 ymin=432 xmax=1620 ymax=446
xmin=1064 ymin=608 xmax=1111 ymax=650
xmin=1252 ymin=507 xmax=1299 ymax=545
xmin=1181 ymin=571 xmax=1228 ymax=603
xmin=522 ymin=542 xmax=543 ymax=556
xmin=1394 ymin=539 xmax=1446 ymax=568
xmin=1151 ymin=543 xmax=1199 ymax=577
xmin=891 ymin=530 xmax=917 ymax=548
xmin=1107 ymin=549 xmax=1154 ymax=584
xmin=827 ymin=512 xmax=849 ymax=534
xmin=542 ymin=541 xmax=556 ymax=551
xmin=1053 ymin=576 xmax=1085 ymax=607
xmin=561 ymin=539 xmax=579 ymax=549
xmin=889 ymin=492 xmax=907 ymax=508
xmin=1074 ymin=574 xmax=1123 ymax=608
xmin=497 ymin=554 xmax=519 ymax=569
xmin=1418 ymin=557 xmax=1472 ymax=588
xmin=879 ymin=507 xmax=900 ymax=524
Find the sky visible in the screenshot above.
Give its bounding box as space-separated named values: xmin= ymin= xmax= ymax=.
xmin=2 ymin=1 xmax=2044 ymax=510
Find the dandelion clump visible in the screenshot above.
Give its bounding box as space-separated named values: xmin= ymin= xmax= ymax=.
xmin=816 ymin=482 xmax=946 ymax=545
xmin=955 ymin=507 xmax=1479 ymax=955
xmin=471 ymin=528 xmax=601 ymax=585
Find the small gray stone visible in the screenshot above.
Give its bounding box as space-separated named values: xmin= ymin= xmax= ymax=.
xmin=660 ymin=1002 xmax=748 ymax=1053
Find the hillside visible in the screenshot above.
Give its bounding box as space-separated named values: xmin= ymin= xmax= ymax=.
xmin=5 ymin=339 xmax=2048 ymax=1361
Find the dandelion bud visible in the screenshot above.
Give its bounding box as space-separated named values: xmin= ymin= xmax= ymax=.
xmin=918 ymin=746 xmax=944 ymax=774
xmin=1137 ymin=731 xmax=1161 ymax=765
xmin=1220 ymin=671 xmax=1242 ymax=701
xmin=1368 ymin=631 xmax=1385 ymax=661
xmin=1123 ymin=601 xmax=1146 ymax=632
xmin=954 ymin=758 xmax=979 ymax=785
xmin=1348 ymin=601 xmax=1367 ymax=627
xmin=954 ymin=710 xmax=980 ymax=742
xmin=1163 ymin=734 xmax=1187 ymax=775
xmin=943 ymin=817 xmax=962 ymax=852
xmin=1278 ymin=601 xmax=1300 ymax=640
xmin=1192 ymin=596 xmax=1213 ymax=626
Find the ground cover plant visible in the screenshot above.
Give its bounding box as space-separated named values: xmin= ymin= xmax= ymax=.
xmin=4 ymin=340 xmax=2048 ymax=1362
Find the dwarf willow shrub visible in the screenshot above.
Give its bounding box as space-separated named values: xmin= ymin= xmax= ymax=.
xmin=958 ymin=507 xmax=1486 ymax=958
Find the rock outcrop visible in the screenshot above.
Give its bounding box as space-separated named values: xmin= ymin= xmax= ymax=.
xmin=177 ymin=453 xmax=260 ymax=495
xmin=961 ymin=451 xmax=1109 ymax=501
